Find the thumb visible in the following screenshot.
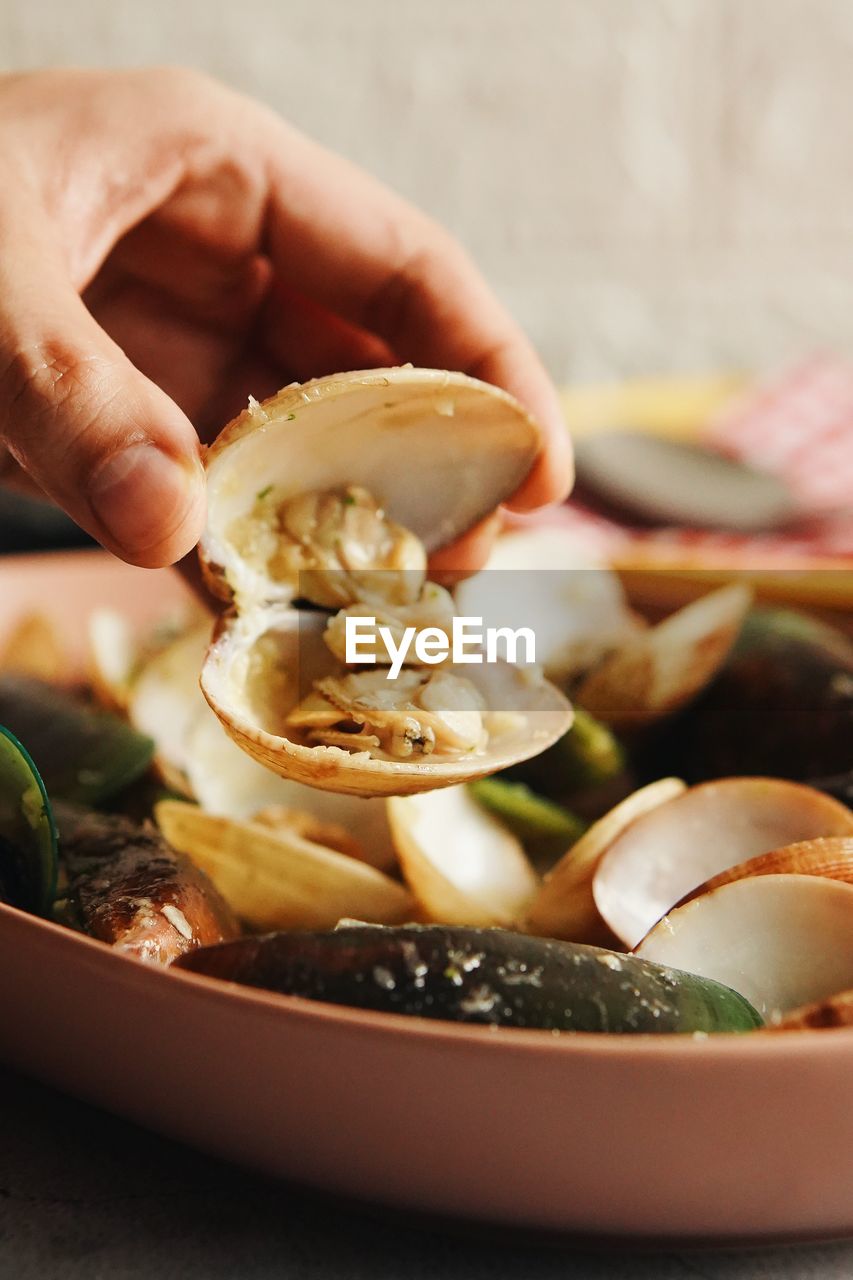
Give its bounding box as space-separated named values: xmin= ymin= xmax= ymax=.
xmin=0 ymin=243 xmax=206 ymax=568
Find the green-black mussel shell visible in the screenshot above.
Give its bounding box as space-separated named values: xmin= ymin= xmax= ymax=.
xmin=0 ymin=725 xmax=58 ymax=914
xmin=178 ymin=924 xmax=763 ymax=1034
xmin=0 ymin=676 xmax=154 ymax=806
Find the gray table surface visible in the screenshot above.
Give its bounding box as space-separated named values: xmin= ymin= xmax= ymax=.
xmin=0 ymin=1067 xmax=851 ymax=1280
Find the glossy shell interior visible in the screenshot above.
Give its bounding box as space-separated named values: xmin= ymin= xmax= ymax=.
xmin=201 ymin=606 xmax=571 ymax=797
xmin=201 ymin=367 xmax=542 ymax=608
xmin=198 ymin=367 xmax=571 ymax=796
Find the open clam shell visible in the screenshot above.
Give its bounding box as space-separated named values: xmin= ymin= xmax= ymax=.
xmin=635 ymin=874 xmax=853 ymax=1022
xmin=198 ymin=367 xmax=571 ymax=797
xmin=126 ymin=620 xmax=396 ymax=868
xmin=182 ymin=710 xmax=397 ymax=870
xmin=128 ymin=620 xmax=213 ymax=794
xmin=201 ymin=607 xmax=571 ymax=798
xmin=522 ymin=777 xmax=686 ymax=945
xmin=676 ymin=836 xmax=853 ymax=905
xmin=575 ymin=583 xmax=752 ymax=728
xmin=453 ymin=525 xmax=642 ymax=684
xmin=387 ymin=786 xmax=539 ymax=926
xmin=156 ymin=800 xmax=412 ymax=931
xmin=200 ymin=367 xmax=542 ymax=608
xmin=593 ymin=778 xmax=853 ymax=949
xmin=88 ymin=608 xmax=138 ymax=712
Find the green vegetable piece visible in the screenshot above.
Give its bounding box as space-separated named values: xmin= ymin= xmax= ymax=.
xmin=0 ymin=725 xmax=58 ymax=914
xmin=563 ymin=707 xmax=627 ymax=788
xmin=468 ymin=778 xmax=581 ymax=849
xmin=0 ymin=676 xmax=154 ymax=807
xmin=504 ymin=707 xmax=626 ymax=803
xmin=178 ymin=924 xmax=763 ymax=1035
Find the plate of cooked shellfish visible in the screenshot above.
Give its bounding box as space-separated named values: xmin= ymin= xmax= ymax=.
xmin=0 ymin=368 xmax=852 ymax=1243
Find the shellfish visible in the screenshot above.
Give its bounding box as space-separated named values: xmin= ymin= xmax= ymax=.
xmin=198 ymin=368 xmax=572 ymax=797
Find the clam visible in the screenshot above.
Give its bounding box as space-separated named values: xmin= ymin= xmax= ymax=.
xmin=126 ymin=620 xmax=397 ymax=870
xmin=0 ymin=725 xmax=57 ymax=914
xmin=88 ymin=607 xmax=137 ymax=711
xmin=183 ymin=711 xmax=397 ymax=870
xmin=198 ymin=368 xmax=572 ymax=798
xmin=177 ymin=923 xmax=762 ymax=1034
xmin=677 ymin=836 xmax=853 ymax=904
xmin=156 ymin=800 xmax=412 ymax=931
xmin=127 ymin=620 xmax=213 ymax=794
xmin=88 ymin=606 xmax=204 ymax=715
xmin=635 ymin=874 xmax=853 ymax=1022
xmin=592 ymin=778 xmax=853 ymax=949
xmin=453 ymin=524 xmax=642 ymax=684
xmin=575 ymin=583 xmax=752 ymax=729
xmin=522 ymin=777 xmax=686 ymax=945
xmin=387 ymin=785 xmax=539 ymax=927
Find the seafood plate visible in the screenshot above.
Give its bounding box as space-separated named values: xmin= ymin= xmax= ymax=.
xmin=0 ymin=370 xmax=852 ymax=1240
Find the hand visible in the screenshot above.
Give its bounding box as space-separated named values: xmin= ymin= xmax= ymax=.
xmin=0 ymin=68 xmax=573 ymax=570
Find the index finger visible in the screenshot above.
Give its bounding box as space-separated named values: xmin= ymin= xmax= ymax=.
xmin=256 ymin=119 xmax=573 ymax=511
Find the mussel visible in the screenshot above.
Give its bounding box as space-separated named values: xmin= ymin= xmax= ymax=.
xmin=155 ymin=800 xmax=412 ymax=931
xmin=648 ymin=607 xmax=853 ymax=791
xmin=0 ymin=726 xmax=57 ymax=914
xmin=0 ymin=675 xmax=154 ymax=806
xmin=177 ymin=923 xmax=762 ymax=1034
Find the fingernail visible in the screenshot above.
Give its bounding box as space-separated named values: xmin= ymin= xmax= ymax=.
xmin=88 ymin=443 xmax=202 ymax=558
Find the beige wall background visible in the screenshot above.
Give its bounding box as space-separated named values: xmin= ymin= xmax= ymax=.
xmin=3 ymin=0 xmax=853 ymax=384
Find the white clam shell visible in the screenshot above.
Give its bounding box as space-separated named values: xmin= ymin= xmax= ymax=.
xmin=201 ymin=366 xmax=542 ymax=609
xmin=635 ymin=874 xmax=853 ymax=1022
xmin=576 ymin=583 xmax=752 ymax=728
xmin=592 ymin=778 xmax=853 ymax=949
xmin=387 ymin=785 xmax=539 ymax=927
xmin=198 ymin=367 xmax=572 ymax=796
xmin=454 ymin=525 xmax=642 ymax=684
xmin=156 ymin=801 xmax=412 ymax=931
xmin=127 ymin=619 xmax=396 ymax=867
xmin=128 ymin=620 xmax=214 ymax=793
xmin=201 ymin=607 xmax=572 ymax=798
xmin=522 ymin=777 xmax=686 ymax=944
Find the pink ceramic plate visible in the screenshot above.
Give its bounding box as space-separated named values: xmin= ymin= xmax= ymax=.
xmin=1 ymin=551 xmax=852 ymax=1243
